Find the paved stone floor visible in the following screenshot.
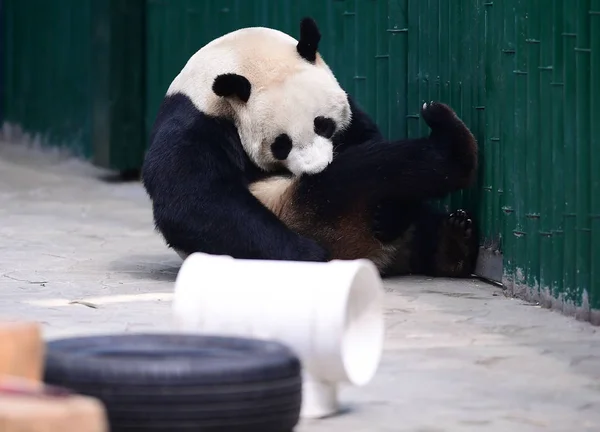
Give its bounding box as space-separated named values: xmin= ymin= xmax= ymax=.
xmin=1 ymin=141 xmax=600 ymax=432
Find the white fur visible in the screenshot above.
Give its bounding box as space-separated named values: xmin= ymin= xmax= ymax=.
xmin=166 ymin=26 xmax=351 ymax=175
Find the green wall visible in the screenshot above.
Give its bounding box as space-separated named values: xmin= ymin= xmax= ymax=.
xmin=1 ymin=0 xmax=144 ymax=170
xmin=3 ymin=0 xmax=600 ymax=322
xmin=2 ymin=0 xmax=93 ymax=157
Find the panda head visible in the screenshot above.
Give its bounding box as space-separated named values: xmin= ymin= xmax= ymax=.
xmin=172 ymin=18 xmax=351 ymax=176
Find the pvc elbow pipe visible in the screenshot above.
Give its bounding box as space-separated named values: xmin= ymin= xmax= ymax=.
xmin=172 ymin=252 xmax=385 ymax=419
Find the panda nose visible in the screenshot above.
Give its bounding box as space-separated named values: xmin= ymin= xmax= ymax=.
xmin=271 ymin=134 xmax=293 ymax=160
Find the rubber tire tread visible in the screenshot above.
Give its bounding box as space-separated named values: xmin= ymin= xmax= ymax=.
xmin=43 ymin=334 xmax=302 ymax=432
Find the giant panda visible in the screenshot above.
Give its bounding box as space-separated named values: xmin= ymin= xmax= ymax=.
xmin=142 ymin=18 xmax=351 ymax=263
xmin=249 ymin=99 xmax=479 ymax=278
xmin=142 ymin=17 xmax=479 ymax=278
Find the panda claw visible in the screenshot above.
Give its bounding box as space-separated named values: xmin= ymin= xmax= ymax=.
xmin=422 ymin=102 xmax=428 ymax=110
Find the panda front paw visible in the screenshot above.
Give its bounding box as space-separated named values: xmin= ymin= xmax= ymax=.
xmin=420 ymin=101 xmax=457 ymax=129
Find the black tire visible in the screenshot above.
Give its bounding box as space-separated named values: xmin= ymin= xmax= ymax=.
xmin=43 ymin=333 xmax=302 ymax=432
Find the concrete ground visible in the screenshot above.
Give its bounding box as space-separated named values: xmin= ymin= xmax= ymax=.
xmin=1 ymin=140 xmax=600 ymax=432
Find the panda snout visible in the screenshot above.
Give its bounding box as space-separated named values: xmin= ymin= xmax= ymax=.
xmin=286 ymin=137 xmax=333 ymax=175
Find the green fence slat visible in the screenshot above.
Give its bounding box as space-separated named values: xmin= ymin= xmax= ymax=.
xmin=590 ymin=0 xmax=600 ymax=311
xmin=483 ymin=1 xmax=495 ymax=245
xmin=550 ymin=0 xmax=566 ymax=299
xmin=575 ymin=0 xmax=592 ymax=312
xmin=449 ymin=0 xmax=464 ymax=211
xmin=418 ymin=0 xmax=430 ymax=137
xmin=375 ymin=0 xmax=390 ymax=137
xmin=501 ymin=0 xmax=517 ymax=279
xmin=359 ymin=0 xmax=377 ymax=119
xmin=539 ymin=0 xmax=554 ymax=294
xmin=406 ymin=0 xmax=420 ymax=139
xmin=513 ymin=0 xmax=529 ymax=286
xmin=461 ymin=0 xmax=475 ymax=212
xmin=525 ymin=0 xmax=541 ymax=292
xmin=437 ymin=0 xmax=451 ymax=212
xmin=388 ymin=0 xmax=408 ymax=140
xmin=352 ymin=0 xmax=366 ymax=105
xmin=473 ymin=0 xmax=486 ymax=243
xmin=563 ymin=1 xmax=578 ymax=301
xmin=429 ymin=0 xmax=440 ymax=102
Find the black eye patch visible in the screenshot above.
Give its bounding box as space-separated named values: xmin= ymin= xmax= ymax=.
xmin=314 ymin=116 xmax=336 ymax=139
xmin=271 ymin=134 xmax=293 ymax=160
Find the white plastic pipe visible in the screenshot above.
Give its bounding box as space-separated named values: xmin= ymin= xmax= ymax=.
xmin=172 ymin=252 xmax=385 ymax=419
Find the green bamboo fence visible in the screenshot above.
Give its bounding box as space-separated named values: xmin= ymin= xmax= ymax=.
xmin=2 ymin=0 xmax=599 ymax=322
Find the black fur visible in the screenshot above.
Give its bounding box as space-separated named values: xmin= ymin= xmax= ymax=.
xmin=296 ymin=17 xmax=321 ymax=63
xmin=295 ymin=101 xmax=477 ymax=218
xmin=271 ymin=134 xmax=293 ymax=160
xmin=142 ymin=93 xmax=328 ymax=262
xmin=212 ymin=73 xmax=251 ymax=102
xmin=314 ymin=116 xmax=336 ymax=139
xmin=143 ymin=90 xmax=478 ymax=275
xmin=286 ymin=99 xmax=479 ymax=277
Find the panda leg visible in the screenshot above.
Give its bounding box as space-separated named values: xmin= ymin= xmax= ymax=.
xmin=430 ymin=209 xmax=479 ymax=277
xmin=298 ymin=101 xmax=478 ymax=207
xmin=400 ymin=206 xmax=479 ymax=278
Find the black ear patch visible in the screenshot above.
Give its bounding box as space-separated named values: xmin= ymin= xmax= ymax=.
xmin=212 ymin=73 xmax=251 ymax=102
xmin=314 ymin=116 xmax=336 ymax=139
xmin=297 ymin=17 xmax=321 ymax=63
xmin=271 ymin=134 xmax=293 ymax=161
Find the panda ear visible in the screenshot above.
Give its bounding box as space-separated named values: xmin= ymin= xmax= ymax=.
xmin=297 ymin=17 xmax=321 ymax=63
xmin=212 ymin=73 xmax=251 ymax=103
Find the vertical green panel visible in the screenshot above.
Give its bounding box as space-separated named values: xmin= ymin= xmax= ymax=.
xmin=437 ymin=0 xmax=451 ymax=211
xmin=563 ymin=1 xmax=578 ymax=301
xmin=438 ymin=0 xmax=450 ymax=106
xmin=429 ymin=0 xmax=440 ymax=102
xmin=590 ymin=0 xmax=600 ymax=311
xmin=525 ymin=0 xmax=541 ymax=291
xmin=388 ymin=0 xmax=408 ymax=140
xmin=417 ymin=0 xmax=430 ymax=136
xmin=488 ymin=0 xmax=502 ymax=251
xmin=354 ymin=0 xmax=365 ymax=112
xmin=538 ymin=0 xmax=554 ymax=294
xmin=91 ymin=0 xmax=145 ymax=171
xmin=501 ymin=0 xmax=517 ymax=279
xmin=448 ymin=0 xmax=464 ymax=211
xmin=513 ymin=0 xmax=528 ymax=285
xmin=473 ymin=0 xmax=487 ymax=238
xmin=342 ymin=2 xmax=357 ymax=97
xmin=357 ymin=0 xmax=377 ymax=119
xmin=2 ymin=0 xmax=93 ymax=157
xmin=550 ymin=0 xmax=565 ymax=300
xmin=375 ymin=0 xmax=390 ymax=137
xmin=483 ymin=1 xmax=496 ymax=250
xmin=575 ymin=0 xmax=592 ymax=312
xmin=406 ymin=0 xmax=420 ymax=139
xmin=459 ymin=0 xmax=475 ymax=211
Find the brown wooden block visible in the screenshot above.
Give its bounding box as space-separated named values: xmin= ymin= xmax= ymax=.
xmin=0 ymin=322 xmax=44 ymax=382
xmin=0 ymin=377 xmax=108 ymax=432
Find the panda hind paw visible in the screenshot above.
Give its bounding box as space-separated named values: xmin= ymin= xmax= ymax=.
xmin=444 ymin=209 xmax=473 ymax=240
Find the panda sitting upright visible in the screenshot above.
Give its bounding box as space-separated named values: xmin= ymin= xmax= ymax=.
xmin=142 ymin=17 xmax=479 ymax=278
